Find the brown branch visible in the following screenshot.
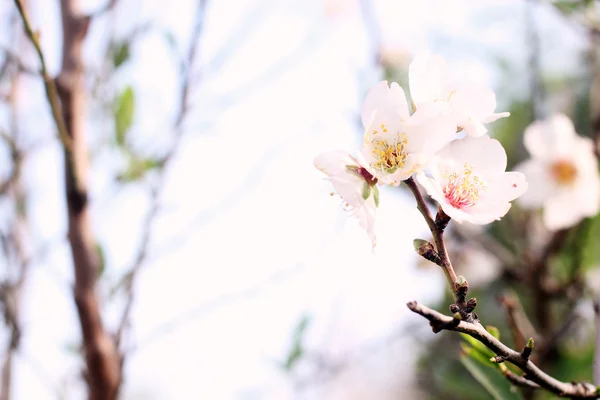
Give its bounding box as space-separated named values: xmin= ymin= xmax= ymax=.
xmin=14 ymin=0 xmax=121 ymax=397
xmin=404 ymin=177 xmax=459 ymax=294
xmin=503 ymin=369 xmax=540 ymax=390
xmin=407 ymin=301 xmax=599 ymax=398
xmin=13 ymin=0 xmax=72 ymax=150
xmin=498 ymin=292 xmax=539 ymax=351
xmin=56 ymin=0 xmax=121 ymax=398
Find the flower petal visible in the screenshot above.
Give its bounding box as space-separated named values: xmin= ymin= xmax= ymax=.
xmin=435 ymin=135 xmax=507 ymax=180
xmin=361 ymin=81 xmax=409 ymax=130
xmin=523 ymin=113 xmax=577 ymax=160
xmin=409 ymin=52 xmax=448 ymax=107
xmin=514 ymin=159 xmax=557 ymax=209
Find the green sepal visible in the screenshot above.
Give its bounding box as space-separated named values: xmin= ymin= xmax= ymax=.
xmin=362 ymin=182 xmax=371 ymax=200
xmin=373 ymin=185 xmax=380 ymax=207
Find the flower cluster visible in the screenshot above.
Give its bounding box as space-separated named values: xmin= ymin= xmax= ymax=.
xmin=315 ymin=52 xmax=528 ymax=247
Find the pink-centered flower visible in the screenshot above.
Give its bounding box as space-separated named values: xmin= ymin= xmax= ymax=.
xmin=515 ymin=113 xmax=600 ymax=230
xmin=314 ymin=150 xmax=379 ymax=248
xmin=417 ymin=135 xmax=528 ymax=224
xmin=361 ymin=81 xmax=457 ymax=185
xmin=408 ymin=52 xmax=509 ymax=137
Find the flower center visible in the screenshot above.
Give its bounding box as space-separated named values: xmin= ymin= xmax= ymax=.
xmin=550 ymin=160 xmax=577 ymax=185
xmin=442 ymin=164 xmax=487 ymax=209
xmin=370 ymin=133 xmax=408 ymax=173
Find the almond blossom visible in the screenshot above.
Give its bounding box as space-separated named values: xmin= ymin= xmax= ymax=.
xmin=408 ymin=52 xmax=509 ymax=137
xmin=314 ymin=150 xmax=379 ymax=247
xmin=515 ymin=113 xmax=600 ymax=230
xmin=416 ymin=135 xmax=528 ymax=224
xmin=361 ymin=80 xmax=457 ymax=185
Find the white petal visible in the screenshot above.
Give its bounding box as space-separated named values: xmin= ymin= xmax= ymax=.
xmin=449 ymin=86 xmax=509 ymax=136
xmin=352 ymin=195 xmax=377 ymax=248
xmin=314 ymin=150 xmax=357 ymax=176
xmin=361 ymin=81 xmax=409 ymax=130
xmin=573 ymin=176 xmax=600 ymax=216
xmin=409 ymin=52 xmax=448 ymax=107
xmin=405 ymin=103 xmax=458 ymax=154
xmin=435 ymin=135 xmax=507 ymax=180
xmin=482 ymin=112 xmax=510 ymax=124
xmin=415 ymin=172 xmax=446 ymax=206
xmin=524 ymin=113 xmax=577 ymax=160
xmin=514 ymin=159 xmax=557 ymax=209
xmin=543 ymin=193 xmax=586 ymax=231
xmin=484 ymin=171 xmax=529 ymax=203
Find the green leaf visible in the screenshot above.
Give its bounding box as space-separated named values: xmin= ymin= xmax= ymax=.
xmin=112 ymin=41 xmax=130 ymax=68
xmin=373 ymin=185 xmax=380 ymax=207
xmin=114 ymin=86 xmax=135 ymax=147
xmin=96 ymin=243 xmax=106 ymax=278
xmin=460 ymin=356 xmax=506 ymax=400
xmin=282 ymin=315 xmax=312 ymax=371
xmin=118 ymin=156 xmax=162 ymax=182
xmin=461 ymin=333 xmax=495 ymax=359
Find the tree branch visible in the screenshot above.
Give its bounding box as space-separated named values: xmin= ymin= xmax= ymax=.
xmin=407 ymin=301 xmax=599 ymax=399
xmin=404 ymin=177 xmax=459 ymax=294
xmin=13 ymin=0 xmax=72 ymax=150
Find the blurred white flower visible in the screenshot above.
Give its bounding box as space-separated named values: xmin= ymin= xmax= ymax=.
xmin=515 ymin=113 xmax=600 ymax=230
xmin=417 ymin=135 xmax=528 ymax=224
xmin=408 ymin=52 xmax=509 ymax=137
xmin=314 ymin=150 xmax=379 ymax=248
xmin=361 ymin=81 xmax=456 ymax=185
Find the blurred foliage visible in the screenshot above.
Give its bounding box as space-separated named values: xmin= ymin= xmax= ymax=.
xmin=114 ymin=86 xmax=135 ymax=147
xmin=281 ymin=314 xmax=312 ymax=371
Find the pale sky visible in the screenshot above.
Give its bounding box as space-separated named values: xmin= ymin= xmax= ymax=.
xmin=0 ymin=0 xmax=589 ymax=399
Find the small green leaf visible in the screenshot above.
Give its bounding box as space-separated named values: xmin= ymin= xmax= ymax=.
xmin=373 ymin=185 xmax=380 ymax=207
xmin=114 ymin=86 xmax=135 ymax=147
xmin=118 ymin=156 xmax=162 ymax=182
xmin=96 ymin=243 xmax=106 ymax=278
xmin=282 ymin=315 xmax=312 ymax=372
xmin=362 ymin=182 xmax=371 ymax=200
xmin=112 ymin=41 xmax=130 ymax=68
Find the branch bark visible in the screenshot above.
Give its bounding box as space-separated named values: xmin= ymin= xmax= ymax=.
xmin=411 ymin=301 xmax=597 ymax=397
xmin=408 ymin=301 xmax=599 ymax=399
xmin=14 ymin=0 xmax=121 ymax=398
xmin=404 ymin=177 xmax=458 ymax=293
xmin=57 ymin=1 xmax=121 ymax=398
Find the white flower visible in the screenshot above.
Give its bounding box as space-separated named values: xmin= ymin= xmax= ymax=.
xmin=515 ymin=113 xmax=600 ymax=230
xmin=417 ymin=135 xmax=528 ymax=224
xmin=361 ymin=81 xmax=457 ymax=185
xmin=314 ymin=150 xmax=379 ymax=248
xmin=408 ymin=52 xmax=509 ymax=137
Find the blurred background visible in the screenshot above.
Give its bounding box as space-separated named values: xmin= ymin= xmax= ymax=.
xmin=0 ymin=0 xmax=599 ymax=399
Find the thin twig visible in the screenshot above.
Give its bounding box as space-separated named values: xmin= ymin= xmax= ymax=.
xmin=498 ymin=292 xmax=538 ymax=350
xmin=13 ymin=0 xmax=72 ymax=150
xmin=407 ymin=301 xmax=599 ymax=398
xmin=404 ymin=177 xmax=458 ymax=292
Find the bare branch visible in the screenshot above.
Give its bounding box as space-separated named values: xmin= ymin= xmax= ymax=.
xmin=497 ymin=292 xmax=538 ymax=351
xmin=13 ymin=0 xmax=73 ymax=150
xmin=407 ymin=301 xmax=599 ymax=399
